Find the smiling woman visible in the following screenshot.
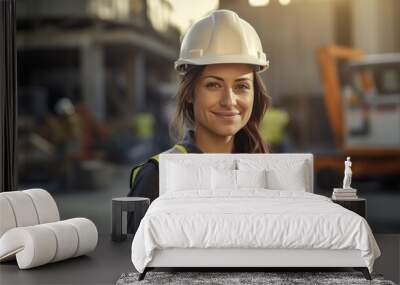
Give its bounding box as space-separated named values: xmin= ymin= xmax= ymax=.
xmin=127 ymin=10 xmax=271 ymax=226
xmin=171 ymin=63 xmax=270 ymax=153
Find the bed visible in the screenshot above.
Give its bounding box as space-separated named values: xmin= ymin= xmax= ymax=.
xmin=131 ymin=153 xmax=381 ymax=280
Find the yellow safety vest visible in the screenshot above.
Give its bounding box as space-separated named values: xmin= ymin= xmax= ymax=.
xmin=129 ymin=144 xmax=188 ymax=190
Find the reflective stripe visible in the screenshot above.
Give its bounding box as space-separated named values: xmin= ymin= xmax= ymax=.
xmin=174 ymin=144 xmax=188 ymax=154
xmin=129 ymin=144 xmax=187 ymax=190
xmin=129 ymin=162 xmax=148 ymax=190
xmin=151 ymin=154 xmax=160 ymax=163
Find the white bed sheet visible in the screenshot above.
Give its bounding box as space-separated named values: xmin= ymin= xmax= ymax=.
xmin=131 ymin=189 xmax=380 ymax=273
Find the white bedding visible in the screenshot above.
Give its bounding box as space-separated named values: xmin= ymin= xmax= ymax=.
xmin=131 ymin=190 xmax=380 ymax=273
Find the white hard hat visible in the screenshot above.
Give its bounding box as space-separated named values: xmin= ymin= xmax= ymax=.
xmin=175 ymin=9 xmax=269 ymax=74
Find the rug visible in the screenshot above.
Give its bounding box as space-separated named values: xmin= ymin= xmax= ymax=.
xmin=116 ymin=271 xmax=396 ymax=285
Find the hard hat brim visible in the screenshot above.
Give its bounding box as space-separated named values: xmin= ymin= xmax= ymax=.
xmin=175 ymin=54 xmax=269 ymax=74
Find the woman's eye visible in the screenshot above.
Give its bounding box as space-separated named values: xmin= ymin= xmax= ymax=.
xmin=236 ymin=84 xmax=250 ymax=91
xmin=206 ymin=82 xmax=221 ymax=89
xmin=206 ymin=82 xmax=219 ymax=88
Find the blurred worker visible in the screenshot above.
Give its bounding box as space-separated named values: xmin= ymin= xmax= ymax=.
xmin=260 ymin=106 xmax=289 ymax=153
xmin=40 ymin=98 xmax=81 ymax=189
xmin=128 ymin=112 xmax=158 ymax=164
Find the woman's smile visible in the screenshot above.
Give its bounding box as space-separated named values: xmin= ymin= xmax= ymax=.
xmin=211 ymin=111 xmax=241 ymax=121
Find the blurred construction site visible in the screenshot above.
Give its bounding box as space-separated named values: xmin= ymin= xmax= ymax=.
xmin=17 ymin=0 xmax=399 ymax=234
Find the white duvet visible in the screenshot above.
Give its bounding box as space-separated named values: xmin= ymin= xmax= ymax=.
xmin=131 ymin=189 xmax=380 ymax=273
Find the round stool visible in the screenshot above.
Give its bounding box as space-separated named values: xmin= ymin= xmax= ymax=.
xmin=111 ymin=197 xmax=150 ymax=242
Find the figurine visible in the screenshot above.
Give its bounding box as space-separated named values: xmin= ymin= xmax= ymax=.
xmin=342 ymin=156 xmax=353 ymax=189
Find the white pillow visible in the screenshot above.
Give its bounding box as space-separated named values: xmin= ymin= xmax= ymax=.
xmin=236 ymin=169 xmax=267 ymax=189
xmin=238 ymin=159 xmax=307 ymax=191
xmin=212 ymin=168 xmax=237 ymax=190
xmin=266 ymin=168 xmax=306 ymax=192
xmin=167 ymin=162 xmax=212 ymax=191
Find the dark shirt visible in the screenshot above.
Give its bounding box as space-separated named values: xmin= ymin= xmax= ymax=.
xmin=127 ymin=130 xmax=202 ymax=202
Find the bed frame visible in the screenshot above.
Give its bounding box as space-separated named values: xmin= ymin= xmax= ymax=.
xmin=139 ymin=248 xmax=371 ymax=280
xmin=138 ymin=154 xmax=372 ymax=281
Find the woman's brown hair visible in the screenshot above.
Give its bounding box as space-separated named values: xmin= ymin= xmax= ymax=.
xmin=169 ymin=65 xmax=271 ymax=153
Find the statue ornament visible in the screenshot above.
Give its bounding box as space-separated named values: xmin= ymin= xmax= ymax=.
xmin=342 ymin=156 xmax=353 ymax=189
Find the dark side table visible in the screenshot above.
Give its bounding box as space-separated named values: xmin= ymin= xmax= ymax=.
xmin=332 ymin=197 xmax=366 ymax=219
xmin=112 ymin=197 xmax=150 ymax=242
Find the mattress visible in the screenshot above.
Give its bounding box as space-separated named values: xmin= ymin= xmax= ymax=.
xmin=131 ymin=190 xmax=381 ymax=273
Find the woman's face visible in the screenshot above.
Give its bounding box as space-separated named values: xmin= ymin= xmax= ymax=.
xmin=191 ymin=63 xmax=254 ymax=137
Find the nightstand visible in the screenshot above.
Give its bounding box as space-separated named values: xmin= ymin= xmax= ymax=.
xmin=332 ymin=198 xmax=366 ymax=218
xmin=111 ymin=197 xmax=150 ymax=242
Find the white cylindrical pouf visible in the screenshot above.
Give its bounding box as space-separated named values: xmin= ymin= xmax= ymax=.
xmin=1 ymin=192 xmax=39 ymax=227
xmin=0 ymin=226 xmax=57 ymax=269
xmin=23 ymin=189 xmax=60 ymax=223
xmin=63 ymin=218 xmax=98 ymax=257
xmin=0 ymin=196 xmax=17 ymax=237
xmin=42 ymin=221 xmax=79 ymax=262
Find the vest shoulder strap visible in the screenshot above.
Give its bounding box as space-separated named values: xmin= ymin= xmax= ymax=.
xmin=129 ymin=144 xmax=188 ymax=190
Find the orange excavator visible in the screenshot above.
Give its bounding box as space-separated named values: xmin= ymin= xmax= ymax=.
xmin=315 ymin=45 xmax=400 ymax=190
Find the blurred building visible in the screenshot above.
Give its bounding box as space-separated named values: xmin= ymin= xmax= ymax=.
xmin=219 ymin=0 xmax=400 ymax=150
xmin=16 ymin=0 xmax=181 ymax=188
xmin=17 ymin=0 xmax=179 ymax=120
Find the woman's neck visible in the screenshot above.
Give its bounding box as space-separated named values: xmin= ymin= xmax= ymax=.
xmin=193 ymin=126 xmax=235 ymax=153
